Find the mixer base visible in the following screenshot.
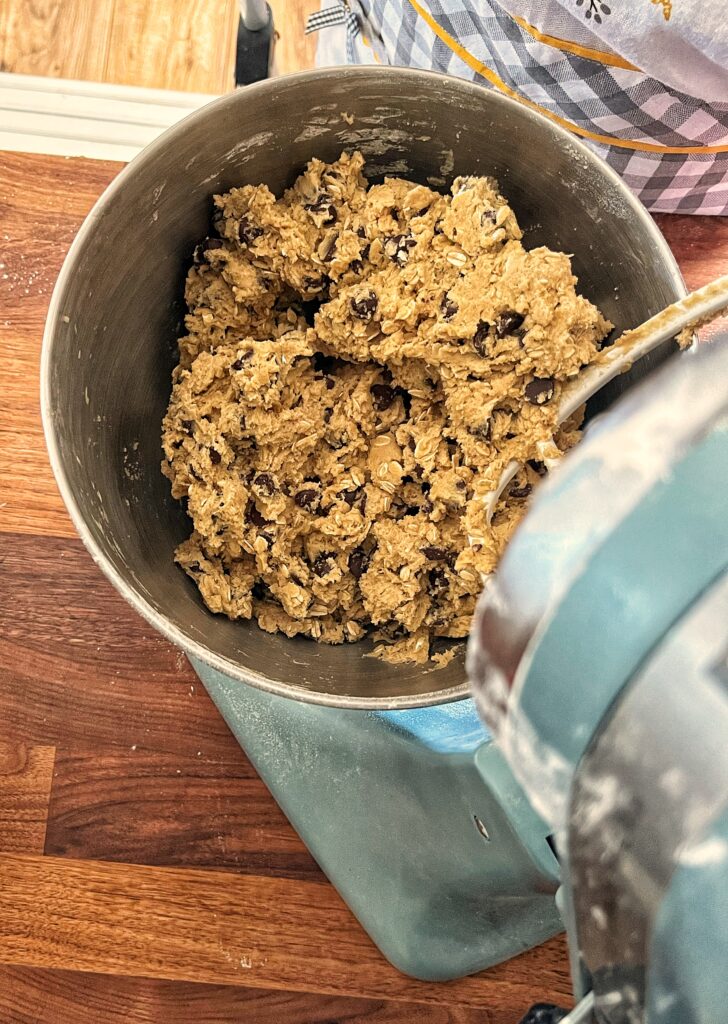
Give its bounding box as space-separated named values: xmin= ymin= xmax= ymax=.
xmin=193 ymin=657 xmax=562 ymax=981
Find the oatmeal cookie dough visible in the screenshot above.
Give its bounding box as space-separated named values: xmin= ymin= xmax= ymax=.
xmin=162 ymin=151 xmax=611 ymax=664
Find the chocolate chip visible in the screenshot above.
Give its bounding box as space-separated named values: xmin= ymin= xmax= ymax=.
xmin=456 ymin=479 xmax=467 ymax=491
xmin=341 ymin=487 xmax=365 ymax=509
xmin=246 ymin=502 xmax=268 ymax=527
xmin=441 ymin=297 xmax=459 ymax=320
xmin=481 ymin=209 xmax=497 ymax=226
xmin=351 ymin=292 xmax=378 ymax=321
xmin=371 ymin=384 xmax=395 ymax=411
xmin=470 ymin=420 xmax=492 ymax=442
xmin=348 ymin=548 xmax=368 ymax=579
xmin=254 ymin=472 xmax=276 ymax=496
xmin=356 ymin=226 xmax=367 ymax=238
xmin=209 ymin=447 xmax=221 ymax=465
xmin=181 ymin=419 xmax=194 ymax=434
xmin=325 ymin=376 xmax=335 ymax=390
xmin=494 ymin=310 xmax=525 ymax=338
xmin=428 ymin=567 xmax=448 ymax=596
xmin=304 ymin=196 xmax=336 ymax=223
xmin=238 ymin=217 xmax=263 ymax=246
xmin=193 ymin=239 xmax=218 ymax=263
xmin=341 ymin=488 xmax=367 ymax=514
xmin=323 ymin=409 xmax=332 ymax=423
xmin=473 ymin=320 xmax=490 ymax=356
xmin=312 ymin=553 xmax=334 ymax=576
xmin=524 ymin=376 xmax=555 ymax=405
xmin=348 ymin=259 xmax=364 ymax=275
xmin=294 ymin=488 xmax=318 ymax=509
xmin=510 ymin=482 xmax=532 ymax=499
xmin=421 ymin=546 xmax=454 ymax=563
xmin=528 ymin=459 xmax=548 ymax=477
xmin=303 ymin=275 xmax=327 ymax=293
xmin=383 ymin=233 xmax=417 ymax=265
xmin=232 ymin=352 xmax=252 ymax=370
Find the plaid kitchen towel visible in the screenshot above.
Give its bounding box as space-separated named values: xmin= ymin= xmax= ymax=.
xmin=310 ymin=0 xmax=728 ymax=214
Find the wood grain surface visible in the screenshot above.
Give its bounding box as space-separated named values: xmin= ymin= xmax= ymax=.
xmin=0 ymin=965 xmax=497 ymax=1024
xmin=0 ymin=0 xmax=238 ymax=93
xmin=0 ymin=744 xmax=54 ymax=853
xmin=1 ymin=147 xmax=727 ymax=1023
xmin=269 ymin=0 xmax=320 ymax=77
xmin=0 ymin=0 xmax=318 ymax=91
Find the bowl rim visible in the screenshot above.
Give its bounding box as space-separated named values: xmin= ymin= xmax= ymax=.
xmin=40 ymin=64 xmax=687 ymax=709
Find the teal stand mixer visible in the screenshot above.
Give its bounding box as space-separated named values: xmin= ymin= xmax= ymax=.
xmin=40 ymin=68 xmax=728 ymax=1023
xmin=194 ymin=336 xmax=728 ymax=1023
xmin=193 ymin=667 xmax=561 ymax=982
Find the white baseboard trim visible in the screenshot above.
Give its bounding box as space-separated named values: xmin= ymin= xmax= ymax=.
xmin=0 ymin=72 xmax=218 ymax=162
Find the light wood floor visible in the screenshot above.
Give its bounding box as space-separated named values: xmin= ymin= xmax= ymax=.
xmin=0 ymin=0 xmax=317 ymax=93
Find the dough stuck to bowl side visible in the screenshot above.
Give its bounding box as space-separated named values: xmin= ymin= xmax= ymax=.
xmin=162 ymin=151 xmax=610 ymax=665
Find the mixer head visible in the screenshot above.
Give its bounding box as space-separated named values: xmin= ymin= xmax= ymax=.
xmin=469 ymin=337 xmax=728 ymax=1023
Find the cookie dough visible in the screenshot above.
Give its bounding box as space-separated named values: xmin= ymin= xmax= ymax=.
xmin=162 ymin=152 xmax=611 ymax=665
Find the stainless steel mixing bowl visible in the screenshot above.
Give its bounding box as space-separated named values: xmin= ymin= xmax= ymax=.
xmin=41 ymin=66 xmax=685 ymax=708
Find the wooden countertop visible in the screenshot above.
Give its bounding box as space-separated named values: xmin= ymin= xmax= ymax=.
xmin=1 ymin=149 xmax=726 ymax=1024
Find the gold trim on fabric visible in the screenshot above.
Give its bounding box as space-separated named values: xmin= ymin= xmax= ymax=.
xmin=510 ymin=12 xmax=640 ymax=71
xmin=407 ymin=0 xmax=728 ymax=154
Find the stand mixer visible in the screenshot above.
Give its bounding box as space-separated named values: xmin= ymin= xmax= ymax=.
xmin=40 ymin=68 xmax=728 ymax=1023
xmin=469 ymin=336 xmax=728 ymax=1022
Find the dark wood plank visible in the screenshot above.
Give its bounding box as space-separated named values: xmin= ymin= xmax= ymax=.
xmin=653 ymin=213 xmax=728 ymax=340
xmin=43 ymin=746 xmax=323 ymax=882
xmin=0 ymin=744 xmax=55 ymax=853
xmin=0 ymin=965 xmax=498 ymax=1024
xmin=0 ymin=532 xmax=241 ymax=759
xmin=1 ymin=529 xmax=324 ymax=880
xmin=0 ymin=153 xmax=123 ymax=541
xmin=0 ymin=853 xmax=572 ymax=1011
